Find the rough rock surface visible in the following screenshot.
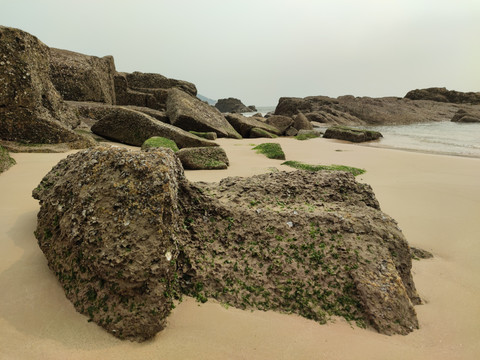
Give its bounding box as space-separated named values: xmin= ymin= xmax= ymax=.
xmin=176 ymin=146 xmax=229 ymax=170
xmin=225 ymin=113 xmax=281 ymax=138
xmin=33 ymin=147 xmax=420 ymax=341
xmin=323 ymin=126 xmax=383 ymax=143
xmin=215 ymin=98 xmax=252 ymax=113
xmin=89 ymin=106 xmax=218 ymax=148
xmin=265 ymin=115 xmax=294 ymax=134
xmin=0 ymin=26 xmax=92 ymax=147
xmin=293 ymin=112 xmax=313 ymax=131
xmin=126 ymin=71 xmax=197 ymax=97
xmin=166 ymin=88 xmax=242 ymax=139
xmin=114 ymin=72 xmax=168 ymax=111
xmin=405 ymin=87 xmax=480 ymax=104
xmin=249 ymin=127 xmax=278 ymax=138
xmin=0 ymin=144 xmax=15 ymax=173
xmin=274 ymin=95 xmax=480 ymax=126
xmin=49 ymin=48 xmax=116 ymax=104
xmin=451 ymin=109 xmax=480 ymax=123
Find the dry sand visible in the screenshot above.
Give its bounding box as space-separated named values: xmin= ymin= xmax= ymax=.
xmin=1 ymin=138 xmax=479 ymax=360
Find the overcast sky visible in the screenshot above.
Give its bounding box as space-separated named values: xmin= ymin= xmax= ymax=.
xmin=2 ymin=0 xmax=479 ymax=105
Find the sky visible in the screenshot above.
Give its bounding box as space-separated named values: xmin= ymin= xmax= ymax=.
xmin=1 ymin=0 xmax=479 ymax=105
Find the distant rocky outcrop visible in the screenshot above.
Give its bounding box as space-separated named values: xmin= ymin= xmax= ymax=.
xmin=405 ymin=87 xmax=480 ymax=105
xmin=33 ymin=146 xmax=420 ymax=341
xmin=0 ymin=26 xmax=93 ymax=148
xmin=225 ymin=113 xmax=281 ymax=138
xmin=451 ymin=109 xmax=480 ymax=123
xmin=89 ymin=106 xmax=218 ymax=148
xmin=166 ymin=89 xmax=242 ymax=139
xmin=49 ymin=48 xmax=116 ymax=104
xmin=323 ymin=126 xmax=383 ymax=143
xmin=176 ymin=146 xmax=229 ymax=170
xmin=215 ymin=98 xmax=254 ymax=113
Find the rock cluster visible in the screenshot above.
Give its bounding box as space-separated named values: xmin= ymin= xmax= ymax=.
xmin=33 ymin=146 xmax=421 ymax=341
xmin=405 ymin=87 xmax=480 ymax=105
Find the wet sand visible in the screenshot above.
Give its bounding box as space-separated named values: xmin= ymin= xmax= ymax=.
xmin=1 ymin=138 xmax=479 ymax=359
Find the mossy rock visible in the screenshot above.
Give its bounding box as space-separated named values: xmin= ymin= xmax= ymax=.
xmin=141 ymin=137 xmax=179 ymax=152
xmin=189 ymin=131 xmax=218 ymax=140
xmin=0 ymin=145 xmax=16 ymax=173
xmin=176 ymin=147 xmax=229 ymax=170
xmin=250 ymin=128 xmax=278 ymax=139
xmin=295 ymin=130 xmax=323 ymax=140
xmin=253 ymin=143 xmax=286 ymax=160
xmin=323 ymin=126 xmax=382 ymax=143
xmin=282 ymin=160 xmax=365 ymax=176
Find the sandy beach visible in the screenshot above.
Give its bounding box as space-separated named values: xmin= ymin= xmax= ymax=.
xmin=1 ymin=137 xmax=479 ymax=360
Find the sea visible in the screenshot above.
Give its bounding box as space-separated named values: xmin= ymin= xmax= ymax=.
xmin=243 ymin=107 xmax=480 ymax=158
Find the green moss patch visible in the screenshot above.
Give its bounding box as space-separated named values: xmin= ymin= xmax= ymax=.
xmin=141 ymin=137 xmax=179 ymax=152
xmin=295 ymin=132 xmax=321 ymax=140
xmin=282 ymin=160 xmax=365 ymax=176
xmin=253 ymin=143 xmax=286 ymax=160
xmin=189 ymin=131 xmax=217 ymax=140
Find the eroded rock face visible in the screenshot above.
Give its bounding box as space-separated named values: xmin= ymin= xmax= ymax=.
xmin=49 ymin=48 xmax=116 ymax=104
xmin=33 ymin=147 xmax=187 ymax=341
xmin=33 ymin=147 xmax=420 ymax=341
xmin=0 ymin=26 xmax=91 ymax=147
xmin=166 ymin=88 xmax=242 ymax=139
xmin=225 ymin=113 xmax=281 ymax=138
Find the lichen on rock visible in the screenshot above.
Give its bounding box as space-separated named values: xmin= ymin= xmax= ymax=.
xmin=33 ymin=146 xmax=421 ymax=341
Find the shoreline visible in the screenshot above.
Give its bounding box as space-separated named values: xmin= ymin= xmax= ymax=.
xmin=1 ymin=138 xmax=479 ymax=359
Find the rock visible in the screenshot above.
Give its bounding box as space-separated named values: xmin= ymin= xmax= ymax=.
xmin=33 ymin=147 xmax=420 ymax=341
xmin=33 ymin=147 xmax=186 ymax=341
xmin=176 ymin=147 xmax=229 ymax=170
xmin=405 ymin=87 xmax=480 ymax=104
xmin=215 ymin=98 xmax=252 ymax=113
xmin=248 ymin=105 xmax=257 ymax=112
xmin=166 ymin=88 xmax=242 ymax=139
xmin=49 ymin=48 xmax=116 ymax=104
xmin=90 ymin=106 xmax=218 ymax=148
xmin=323 ymin=126 xmax=383 ymax=143
xmin=0 ymin=145 xmax=15 ymax=173
xmin=114 ymin=72 xmax=168 ymax=111
xmin=274 ymin=94 xmax=480 ymax=126
xmin=251 ymin=113 xmax=264 ymax=118
xmin=265 ymin=115 xmax=294 ymax=134
xmin=451 ymin=109 xmax=480 ymax=123
xmin=296 ymin=129 xmax=323 ymax=139
xmin=410 ymin=247 xmax=433 ymax=260
xmin=293 ymin=112 xmax=313 ymax=131
xmin=285 ymin=126 xmax=298 ymax=136
xmin=225 ymin=113 xmax=281 ymax=138
xmin=125 ymin=71 xmax=197 ymax=97
xmin=189 ymin=131 xmax=218 ymax=140
xmin=249 ymin=127 xmax=278 ymax=138
xmin=0 ymin=26 xmax=93 ymax=148
xmin=141 ymin=136 xmax=179 ymax=152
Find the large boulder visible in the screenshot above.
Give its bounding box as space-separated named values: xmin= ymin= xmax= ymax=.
xmin=33 ymin=147 xmax=420 ymax=340
xmin=33 ymin=147 xmax=186 ymax=341
xmin=323 ymin=126 xmax=383 ymax=143
xmin=293 ymin=112 xmax=313 ymax=131
xmin=0 ymin=26 xmax=92 ymax=147
xmin=176 ymin=146 xmax=229 ymax=170
xmin=49 ymin=48 xmax=116 ymax=104
xmin=166 ymin=88 xmax=242 ymax=139
xmin=114 ymin=72 xmax=168 ymax=111
xmin=90 ymin=106 xmax=218 ymax=148
xmin=266 ymin=115 xmax=294 ymax=134
xmin=405 ymin=87 xmax=480 ymax=104
xmin=215 ymin=97 xmax=252 ymax=113
xmin=225 ymin=113 xmax=281 ymax=138
xmin=125 ymin=71 xmax=197 ymax=97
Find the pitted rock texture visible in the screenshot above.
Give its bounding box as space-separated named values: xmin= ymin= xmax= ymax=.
xmin=33 ymin=147 xmax=420 ymax=341
xmin=0 ymin=26 xmax=92 ymax=147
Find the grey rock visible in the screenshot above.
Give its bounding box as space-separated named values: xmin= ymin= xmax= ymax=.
xmin=225 ymin=113 xmax=281 ymax=138
xmin=176 ymin=146 xmax=229 ymax=170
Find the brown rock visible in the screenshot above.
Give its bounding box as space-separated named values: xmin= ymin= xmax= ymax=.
xmin=166 ymin=88 xmax=242 ymax=139
xmin=293 ymin=112 xmax=313 ymax=130
xmin=0 ymin=26 xmax=92 ymax=147
xmin=323 ymin=126 xmax=383 ymax=143
xmin=225 ymin=113 xmax=281 ymax=138
xmin=90 ymin=106 xmax=218 ymax=148
xmin=215 ymin=98 xmax=252 ymax=113
xmin=451 ymin=109 xmax=480 ymax=123
xmin=266 ymin=115 xmax=294 ymax=134
xmin=49 ymin=48 xmax=116 ymax=104
xmin=405 ymin=87 xmax=480 ymax=104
